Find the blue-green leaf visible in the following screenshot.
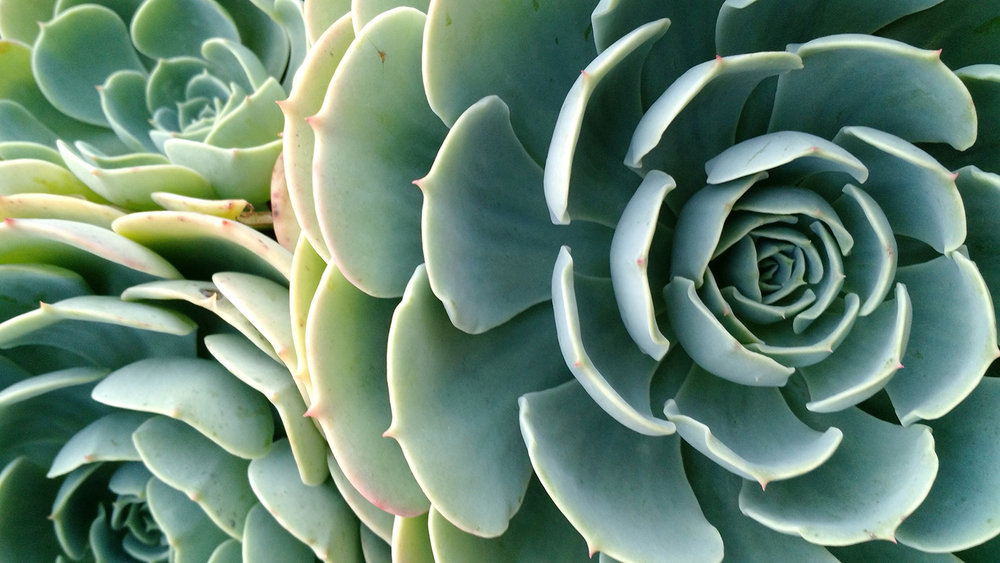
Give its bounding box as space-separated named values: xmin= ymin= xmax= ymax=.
xmin=519 ymin=380 xmax=723 ymax=562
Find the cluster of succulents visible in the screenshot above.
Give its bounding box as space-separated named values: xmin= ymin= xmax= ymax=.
xmin=4 ymin=0 xmax=1000 ymax=561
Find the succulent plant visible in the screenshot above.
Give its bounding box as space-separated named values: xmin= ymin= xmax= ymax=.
xmin=0 ymin=191 xmax=418 ymax=559
xmin=0 ymin=0 xmax=306 ymax=211
xmin=284 ymin=1 xmax=1000 ymax=560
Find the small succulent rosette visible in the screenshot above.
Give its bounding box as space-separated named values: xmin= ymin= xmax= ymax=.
xmin=0 ymin=0 xmax=306 ymax=211
xmin=285 ymin=1 xmax=1000 ymax=561
xmin=0 ymin=200 xmax=388 ymax=559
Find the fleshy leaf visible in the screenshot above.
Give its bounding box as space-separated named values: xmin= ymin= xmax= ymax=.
xmin=552 ymin=247 xmax=675 ymax=435
xmin=958 ymin=166 xmax=1000 ymax=330
xmin=740 ymin=405 xmax=938 ymax=545
xmin=133 ymin=416 xmax=255 ymax=540
xmin=278 ymin=12 xmax=354 ymax=262
xmin=99 ymin=70 xmax=157 ymax=153
xmin=32 ymin=5 xmax=146 ymax=126
xmin=0 ymin=457 xmax=63 ymax=560
xmin=665 ymin=365 xmax=843 ymax=486
xmin=392 ymin=513 xmax=434 ymax=563
xmin=204 ymin=333 xmax=328 ymax=487
xmin=386 ymin=265 xmax=569 ymax=536
xmin=716 ymin=0 xmax=941 ymax=55
xmin=705 ymin=130 xmax=868 ymax=186
xmin=212 ymin=272 xmax=297 ymax=372
xmin=112 ymin=211 xmax=292 ymax=283
xmin=327 ymin=453 xmax=395 ymax=543
xmin=0 ymin=366 xmax=107 ymax=410
xmin=428 ymin=478 xmax=589 ymax=562
xmin=121 ymin=279 xmax=279 ymax=363
xmin=58 ymin=141 xmax=215 ymax=210
xmin=248 ymin=439 xmax=363 ymax=560
xmin=421 ymin=95 xmax=611 ymax=334
xmin=423 ymin=0 xmax=597 ymax=161
xmin=0 ymin=193 xmax=125 ymax=228
xmin=684 ymin=446 xmax=839 ymax=562
xmin=886 ymin=252 xmax=999 ymax=424
xmin=609 ymin=170 xmax=673 ymax=360
xmin=131 ymin=0 xmax=240 ymax=59
xmin=769 ymin=34 xmax=976 ymax=150
xmin=625 ymin=52 xmax=802 ymax=205
xmin=834 ymin=183 xmax=898 ymax=315
xmin=47 ymin=411 xmax=146 ymax=477
xmin=544 ymin=17 xmax=669 ymax=225
xmin=664 ymin=276 xmax=795 ymax=386
xmin=163 ymin=139 xmax=282 ymax=205
xmin=519 ymin=380 xmax=723 ymax=562
xmin=311 ymin=7 xmax=445 ymax=297
xmin=306 ymin=262 xmax=429 ymax=515
xmin=91 ymin=357 xmax=274 ymax=459
xmin=833 ymin=126 xmax=966 ymax=254
xmin=800 ymin=284 xmax=911 ymax=412
xmin=146 ymin=477 xmax=231 ymax=563
xmin=241 ymin=504 xmax=315 ymax=562
xmin=896 ymin=378 xmax=1000 ymax=551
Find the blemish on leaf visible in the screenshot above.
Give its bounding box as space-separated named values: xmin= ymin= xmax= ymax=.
xmin=532 ymin=0 xmax=540 ymax=12
xmin=445 ymin=11 xmax=452 ymax=26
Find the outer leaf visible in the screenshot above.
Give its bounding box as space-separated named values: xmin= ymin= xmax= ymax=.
xmin=311 ymin=7 xmax=445 ymax=297
xmin=740 ymin=406 xmax=938 ymax=545
xmin=306 ymin=262 xmax=428 ymax=515
xmin=428 ymin=478 xmax=589 ymax=562
xmin=392 ymin=513 xmax=434 ymax=563
xmin=0 ymin=457 xmax=63 ymax=560
xmin=112 ymin=211 xmax=292 ymax=283
xmin=212 ymin=272 xmax=297 ymax=372
xmin=544 ymin=17 xmax=669 ymax=225
xmin=423 ymin=0 xmax=597 ymax=161
xmin=887 ymin=253 xmax=999 ymax=424
xmin=715 ymin=0 xmax=941 ymax=55
xmin=684 ymin=446 xmax=839 ymax=562
xmin=386 ymin=265 xmax=570 ymax=536
xmin=421 ymin=95 xmax=611 ymax=334
xmin=895 ymin=377 xmax=1000 ymax=551
xmin=278 ymin=12 xmax=354 ymax=262
xmin=834 ymin=126 xmax=966 ymax=255
xmin=769 ymin=34 xmax=976 ymax=150
xmin=519 ymin=380 xmax=723 ymax=562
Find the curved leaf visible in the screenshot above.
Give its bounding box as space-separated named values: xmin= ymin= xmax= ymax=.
xmin=386 ymin=265 xmax=569 ymax=536
xmin=311 ymin=7 xmax=445 ymax=297
xmin=519 ymin=380 xmax=723 ymax=562
xmin=91 ymin=357 xmax=274 ymax=459
xmin=32 ymin=4 xmax=146 ymax=126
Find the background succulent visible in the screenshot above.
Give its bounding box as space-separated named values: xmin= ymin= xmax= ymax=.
xmin=0 ymin=0 xmax=306 ymax=212
xmin=284 ymin=1 xmax=1000 ymax=561
xmin=0 ymin=195 xmax=370 ymax=559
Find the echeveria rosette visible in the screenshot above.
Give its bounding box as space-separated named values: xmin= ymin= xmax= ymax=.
xmin=287 ymin=1 xmax=1000 ymax=561
xmin=0 ymin=200 xmax=375 ymax=559
xmin=0 ymin=0 xmax=306 ymax=212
